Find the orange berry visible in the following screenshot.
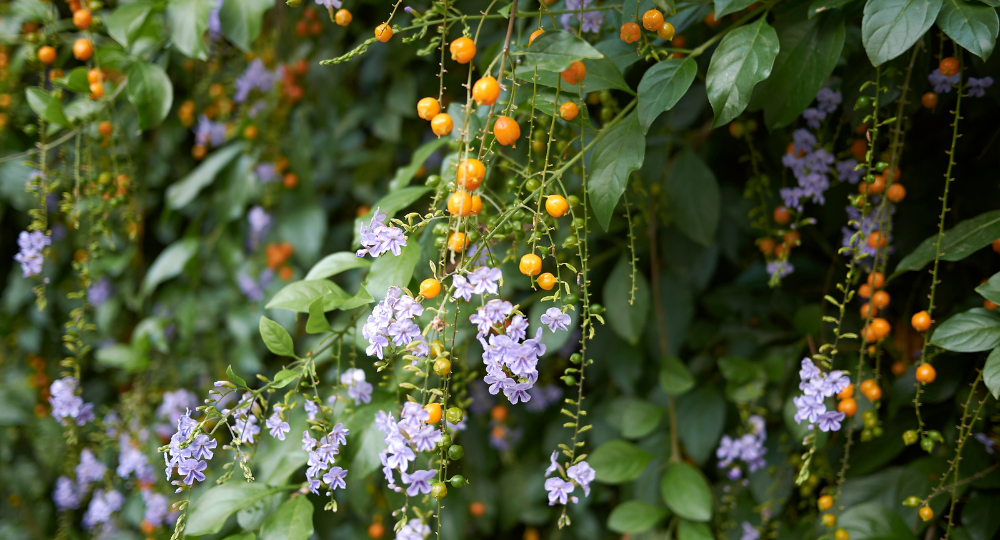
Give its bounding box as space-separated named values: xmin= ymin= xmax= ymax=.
xmin=918 ymin=506 xmax=934 ymax=522
xmin=863 ymin=382 xmax=882 ymax=402
xmin=420 ymin=278 xmax=442 ymax=299
xmin=368 ymin=522 xmax=385 ymax=539
xmin=939 ymin=57 xmax=959 ymax=77
xmin=915 ymin=363 xmax=936 ymax=384
xmin=473 ymin=76 xmax=500 ymax=106
xmin=834 ymin=529 xmax=850 ymax=540
xmin=783 ymin=230 xmax=800 ymax=247
xmin=87 ymin=81 xmax=103 ymax=98
xmin=192 ymin=144 xmax=207 ymax=159
xmin=450 ymin=36 xmax=476 ymax=64
xmin=871 ymin=317 xmax=891 ymax=339
xmin=773 ymin=206 xmax=791 ymax=224
xmin=448 ymin=191 xmax=473 ymax=216
xmin=862 ymin=325 xmax=879 ymax=343
xmin=561 ymin=60 xmax=586 ymax=85
xmin=278 ymin=265 xmax=294 ymax=281
xmin=620 ymin=22 xmax=641 ymax=44
xmin=493 ymin=115 xmax=520 ymax=146
xmin=375 ymin=24 xmax=393 ymax=42
xmin=759 ymin=238 xmax=775 ymax=255
xmin=818 ymin=495 xmax=834 ymax=511
xmin=673 ymin=34 xmax=687 ymax=48
xmin=417 ymin=97 xmax=440 ymax=121
xmin=891 ymin=360 xmax=906 ymax=376
xmin=73 ymin=10 xmax=92 ymax=30
xmin=0 ymin=94 xmax=10 ymax=109
xmin=859 ymin=284 xmax=872 ymax=299
xmin=987 ymin=299 xmax=999 ymax=310
xmin=859 ymin=175 xmax=885 ymax=196
xmin=72 ymin=39 xmax=93 ymax=61
xmin=304 ymin=6 xmax=319 ymax=20
xmin=867 ymin=272 xmax=884 ymax=289
xmin=38 ymin=46 xmax=56 ymax=65
xmin=519 ymin=253 xmax=542 ymax=276
xmin=335 ymin=9 xmax=352 ymax=26
xmin=851 ymin=139 xmax=867 ymax=161
xmin=296 ymin=19 xmax=309 ymax=37
xmin=448 ymin=232 xmax=468 ymax=252
xmin=545 ymin=194 xmax=569 ymax=218
xmin=470 ymin=501 xmax=487 ymax=517
xmin=490 ymin=404 xmax=508 ymax=422
xmin=309 ymin=20 xmax=323 ymax=36
xmin=87 ymin=68 xmax=103 ymax=84
xmin=97 ymin=121 xmax=113 ymax=138
xmin=992 ymin=238 xmax=1000 ymax=253
xmin=704 ymin=13 xmax=721 ymax=27
xmin=243 ymin=125 xmax=258 ymax=140
xmin=537 ymin=272 xmax=556 ymax=290
xmin=838 ymin=397 xmax=857 ymax=417
xmin=283 ymin=172 xmax=299 ymax=189
xmin=642 ymin=9 xmax=664 ymax=31
xmin=140 ymin=520 xmax=156 ymax=534
xmin=431 ymin=113 xmax=454 ymax=136
xmin=457 ymin=159 xmax=485 ymax=190
xmin=657 ymin=22 xmax=676 ymax=40
xmin=837 ymin=384 xmax=854 ymax=400
xmin=921 ymin=92 xmax=938 ymax=109
xmin=559 ymin=102 xmax=579 ymax=121
xmin=887 ymin=183 xmax=906 ymax=203
xmin=860 ymin=302 xmax=877 ymax=319
xmin=424 ymin=402 xmax=442 ymax=424
xmin=470 ymin=195 xmax=483 ymax=215
xmin=872 ymin=290 xmax=890 ymax=309
xmin=867 ymin=231 xmax=886 ymax=249
xmin=529 ymin=28 xmax=545 ymax=45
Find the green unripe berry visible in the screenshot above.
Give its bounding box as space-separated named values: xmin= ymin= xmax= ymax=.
xmin=860 ymin=428 xmax=873 ymax=442
xmin=920 ymin=437 xmax=935 ymax=453
xmin=431 ymin=482 xmax=448 ymax=499
xmin=433 ymin=358 xmax=451 ymax=376
xmin=855 ymin=96 xmax=871 ymax=110
xmin=532 ymin=139 xmax=545 ymax=152
xmin=589 ymin=304 xmax=605 ymax=315
xmin=903 ymin=430 xmax=919 ymax=446
xmin=448 ymin=445 xmax=464 ymax=460
xmin=449 ymin=475 xmax=467 ymax=488
xmin=565 ymin=293 xmax=579 ymax=304
xmin=525 ymin=179 xmax=541 ymax=191
xmin=445 ymin=407 xmax=463 ymax=425
xmin=875 ymin=161 xmax=889 ymax=173
xmin=902 ymin=496 xmax=922 ymax=508
xmin=561 ymin=375 xmax=576 ymax=385
xmin=438 ymin=432 xmax=452 ymax=448
xmin=872 ymin=426 xmax=884 ymax=438
xmin=286 ymin=0 xmax=302 ymax=6
xmin=569 ymin=353 xmax=582 ymax=364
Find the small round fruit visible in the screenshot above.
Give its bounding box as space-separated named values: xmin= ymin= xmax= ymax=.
xmin=529 ymin=28 xmax=545 ymax=45
xmin=450 ymin=474 xmax=467 ymax=488
xmin=420 ymin=278 xmax=441 ymax=299
xmin=903 ymin=429 xmax=919 ymax=445
xmin=871 ymin=317 xmax=891 ymax=339
xmin=87 ymin=68 xmax=103 ymax=84
xmin=375 ymin=23 xmax=393 ymax=42
xmin=818 ymin=495 xmax=834 ymax=511
xmin=368 ymin=522 xmax=385 ymax=539
xmin=837 ymin=384 xmax=854 ymax=400
xmin=863 ymin=382 xmax=882 ymax=402
xmin=446 ymin=407 xmax=464 ymax=425
xmin=519 ymin=253 xmax=542 ymax=276
xmin=491 ymin=404 xmax=508 ymax=422
xmin=433 ymin=357 xmax=451 ymax=376
xmin=620 ymin=22 xmax=641 ymax=44
xmin=859 ymin=174 xmax=885 ymax=196
xmin=417 ymin=97 xmax=440 ymax=121
xmin=457 ymin=158 xmax=485 ymax=190
xmin=872 ymin=290 xmax=890 ymax=309
xmin=834 ymin=529 xmax=849 ymax=540
xmin=561 ymin=61 xmax=586 ymax=85
xmin=867 ymin=231 xmax=886 ymax=249
xmin=38 ymin=45 xmax=56 ymax=65
xmin=822 ymin=513 xmax=837 ymax=527
xmin=470 ymin=195 xmax=483 ymax=215
xmin=919 ymin=506 xmax=934 ymax=522
xmin=867 ymin=272 xmax=884 ymax=289
xmin=283 ymin=172 xmax=299 ymax=189
xmin=559 ymin=102 xmax=579 ymax=121
xmin=657 ymin=22 xmax=676 ymax=40
xmin=450 ymin=36 xmax=476 ymax=64
xmin=993 ymin=238 xmax=1000 ymax=253
xmin=887 ymin=183 xmax=906 ymax=203
xmin=987 ymin=300 xmax=999 ymax=310
xmin=493 ymin=115 xmax=520 ymax=146
xmin=773 ymin=206 xmax=791 ymax=224
xmin=72 ymin=38 xmax=93 ymax=60
xmin=431 ymin=482 xmax=447 ymax=499
xmin=470 ymin=502 xmax=486 ymax=517
xmin=903 ymin=496 xmax=922 ymax=508
xmin=892 ymin=360 xmax=907 ymax=376
xmin=335 ymin=9 xmax=352 ymax=26
xmin=448 ymin=191 xmax=473 ymax=216
xmin=921 ymin=92 xmax=938 ymax=109
xmin=243 ymin=125 xmax=258 ymax=140
xmin=939 ymin=57 xmax=959 ymax=77
xmin=851 ymin=138 xmax=867 ymax=160
xmin=448 ymin=232 xmax=468 ymax=252
xmin=473 ymin=76 xmax=500 ymax=106
xmin=545 ymin=194 xmax=569 ymax=217
xmin=860 ymin=302 xmax=877 ymax=319
xmin=73 ymin=10 xmax=92 ymax=30
xmin=915 ymin=363 xmax=936 ymax=384
xmin=759 ymin=238 xmax=776 ymax=255
xmin=98 ymin=121 xmax=113 ymax=137
xmin=642 ymin=9 xmax=664 ymax=31
xmin=838 ymin=397 xmax=857 ymax=417
xmin=537 ymin=272 xmax=556 ymax=290
xmin=431 ymin=113 xmax=454 ymax=136
xmin=424 ymin=403 xmax=442 ymax=424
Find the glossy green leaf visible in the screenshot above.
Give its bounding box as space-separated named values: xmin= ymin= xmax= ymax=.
xmin=388 ymin=137 xmax=450 ymax=190
xmin=660 ymin=355 xmax=695 ymax=395
xmin=186 ymin=482 xmax=286 ymax=536
xmin=219 ymin=0 xmax=274 ymax=52
xmin=718 ymin=356 xmax=767 ymax=402
xmin=127 ymin=62 xmax=173 ymax=130
xmin=706 ymin=16 xmax=779 ymax=128
xmin=95 ymin=344 xmax=146 ymax=372
xmin=637 ymin=58 xmax=697 ymax=133
xmin=937 ymin=0 xmax=998 ymax=60
xmin=664 ymin=147 xmax=719 ymax=246
xmin=260 ymin=316 xmax=295 ymax=357
xmin=660 ymin=462 xmax=713 ymax=522
xmin=51 ymin=67 xmax=91 ymax=94
xmin=166 ymin=143 xmax=246 ymax=209
xmin=715 ymin=0 xmax=757 ymax=17
xmin=259 ymin=496 xmax=313 ymax=540
xmin=222 ymin=534 xmax=256 ymax=540
xmin=590 ymin=439 xmax=654 ymax=484
xmin=756 ymin=7 xmax=845 ymax=128
xmin=227 ymin=365 xmax=247 ymax=387
xmin=306 ymin=297 xmax=332 ymax=334
xmin=106 ymin=1 xmax=153 ymax=48
xmin=621 ymin=399 xmax=663 ymax=438
xmin=809 ymin=0 xmax=860 ymax=17
xmin=167 ymin=0 xmax=214 ymax=60
xmin=270 ymin=369 xmax=299 ymax=389
xmin=517 ymin=30 xmax=603 ymax=72
xmin=838 ymin=504 xmax=917 ymax=540
xmin=677 ymin=520 xmax=714 ymax=540
xmin=976 ymin=272 xmax=1000 ymax=304
xmin=589 ymin=111 xmax=645 ymax=231
xmin=668 ymin=1 xmax=716 ymax=32
xmin=25 ymin=88 xmax=69 ymax=126
xmin=604 ymin=256 xmax=651 ymax=345
xmin=607 ymin=501 xmax=669 ymax=533
xmin=961 ymin=489 xmax=1000 ymax=539
xmin=984 ymin=347 xmax=1000 ymax=399
xmin=894 ymin=210 xmax=1000 ymax=275
xmin=930 ymin=308 xmax=1000 ymax=352
xmin=676 ymin=386 xmax=726 ymax=463
xmin=365 ymin=241 xmax=420 ymax=302
xmin=862 ymin=0 xmax=943 ymax=66
xmin=304 ymin=252 xmax=372 ymax=281
xmin=266 ymin=280 xmax=352 ymax=312
xmin=515 ymin=55 xmax=633 ymax=95
xmin=142 ymin=238 xmax=198 ymax=295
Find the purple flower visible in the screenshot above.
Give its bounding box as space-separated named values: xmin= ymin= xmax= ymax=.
xmin=799 ymin=359 xmax=821 ymax=380
xmin=178 ymin=458 xmax=207 ymax=485
xmin=560 ymin=0 xmax=602 ymax=34
xmin=323 ymin=466 xmax=348 ymax=490
xmin=238 ymin=272 xmax=264 ymax=301
xmin=255 ymin=163 xmax=278 ymax=183
xmin=767 ymin=260 xmax=794 ymax=280
xmin=802 ymin=107 xmax=826 ymax=129
xmin=817 ymin=411 xmax=845 ymax=432
xmin=409 ymin=424 xmax=443 ymax=452
xmin=968 ymin=76 xmax=994 ymax=98
xmin=50 ymin=377 xmax=94 ymax=426
xmin=266 ymin=411 xmax=290 ymax=440
xmin=189 ymin=434 xmax=217 ymax=460
xmin=793 ymin=394 xmax=826 ymax=424
xmin=741 ymin=522 xmax=761 ymax=540
xmin=540 ymin=307 xmax=571 ymax=332
xmin=469 ymin=266 xmax=503 ymax=295
xmin=545 ymin=451 xmax=560 ymax=476
xmin=792 ymin=129 xmax=817 ymax=154
xmin=117 ymin=435 xmax=155 ymax=482
xmin=402 ymin=469 xmax=436 ymax=496
xmin=836 ymin=159 xmax=862 ymax=184
xmin=357 ymin=207 xmax=409 ymax=258
xmin=929 ymin=69 xmax=960 ymax=94
xmin=208 ymin=0 xmax=222 ymax=40
xmin=87 ymin=278 xmax=113 ymax=306
xmin=193 ymin=115 xmax=226 ymax=147
xmin=504 ymin=381 xmax=532 ymax=404
xmin=304 ymin=400 xmax=319 ymax=421
xmin=974 ymin=433 xmax=995 ymax=454
xmin=566 ymin=461 xmax=595 ymax=496
xmin=816 ymin=88 xmax=842 ymax=114
xmin=248 ymin=206 xmax=271 ymax=244
xmin=316 ymin=0 xmax=343 ymax=9
xmin=142 ymin=491 xmax=169 ymax=528
xmin=544 ymin=477 xmax=576 ymax=505
xmin=53 ymin=476 xmax=81 ymax=510
xmin=234 ymin=59 xmax=278 ymax=103
xmin=398 ymin=519 xmax=430 ymax=540
xmin=14 ymin=230 xmax=50 ymax=277
xmin=82 ymin=490 xmax=123 ymax=529
xmin=452 ymin=274 xmax=475 ymax=301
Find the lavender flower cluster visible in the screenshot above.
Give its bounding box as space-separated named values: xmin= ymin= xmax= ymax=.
xmin=716 ymin=415 xmax=767 ymax=480
xmin=164 ymin=411 xmax=216 ymax=491
xmin=560 ymin=0 xmax=603 ymax=34
xmin=265 ymin=405 xmax=291 ymax=441
xmin=14 ymin=230 xmax=51 ymax=278
xmin=356 ymin=207 xmax=407 ymax=258
xmin=840 ymin=203 xmax=895 ymax=266
xmin=543 ymin=451 xmax=595 ymax=506
xmin=50 ymin=377 xmax=95 ymax=426
xmin=234 ymin=59 xmax=278 ymax=103
xmin=301 ymin=424 xmax=350 ymax=495
xmin=374 ymin=404 xmax=442 ymax=494
xmin=193 ymin=115 xmax=226 ymax=147
xmin=801 ymin=87 xmax=842 ymax=129
xmin=248 ymin=205 xmax=272 ymax=248
xmin=361 ymin=286 xmax=429 ymax=360
xmin=792 ymin=359 xmax=849 ymax=433
xmin=338 ymin=367 xmax=373 ymax=405
xmin=780 ymin=129 xmax=835 ymax=210
xmin=117 ymin=434 xmax=156 ymax=483
xmin=155 ymin=389 xmax=198 ymax=438
xmin=396 ymin=519 xmax=432 ymax=540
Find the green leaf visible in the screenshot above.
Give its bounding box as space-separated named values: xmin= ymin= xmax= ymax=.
xmin=715 ymin=0 xmax=757 ymax=17
xmin=604 ymin=257 xmax=651 ymax=344
xmin=106 ymin=1 xmax=153 ymax=48
xmin=259 ymin=496 xmax=313 ymax=540
xmin=516 ymin=30 xmax=604 ymax=72
xmin=984 ymin=347 xmax=1000 ymax=399
xmin=961 ymin=490 xmax=1000 ymax=540
xmin=142 ymin=238 xmax=198 ymax=295
xmin=637 ymin=58 xmax=698 ymax=133
xmin=838 ymin=504 xmax=917 ymax=540
xmin=660 ymin=462 xmax=713 ymax=522
xmin=655 ymin=0 xmax=678 ymax=15
xmin=352 ymin=186 xmax=432 ymax=247
xmin=127 ymin=62 xmax=173 ymax=130
xmin=894 ymin=210 xmax=1000 ymax=275
xmin=222 ymin=534 xmax=257 ymax=540
xmin=306 ymin=297 xmax=332 ymax=334
xmin=227 ymin=365 xmax=247 ymax=387
xmin=186 ymin=482 xmax=286 ymax=536
xmin=590 ymin=439 xmax=654 ymax=484
xmin=95 ymin=344 xmax=146 ymax=372
xmin=607 ymin=501 xmax=669 ymax=534
xmin=166 ymin=143 xmax=245 ymax=208
xmin=260 ymin=316 xmax=296 ymax=357
xmin=304 ymin=252 xmax=372 ymax=281
xmin=621 ymin=399 xmax=663 ymax=438
xmin=167 ymin=0 xmax=214 ymax=60
xmin=589 ymin=111 xmax=645 ymax=231
xmin=270 ymin=369 xmax=299 ymax=389
xmin=809 ymin=0 xmax=859 ymax=18
xmin=25 ymin=88 xmax=69 ymax=126
xmin=755 ymin=6 xmax=845 ymax=128
xmin=936 ymin=0 xmax=998 ymax=60
xmin=219 ymin=0 xmax=275 ymax=52
xmin=719 ymin=356 xmax=768 ymax=402
xmin=388 ymin=137 xmax=450 ymax=190
xmin=514 ymin=55 xmax=633 ymax=95
xmin=930 ymin=308 xmax=1000 ymax=352
xmin=664 ymin=147 xmax=720 ymax=246
xmin=706 ymin=16 xmax=780 ymax=128
xmin=862 ymin=0 xmax=943 ymax=66
xmin=365 ymin=241 xmax=420 ymax=302
xmin=660 ymin=355 xmax=695 ymax=395
xmin=976 ymin=272 xmax=1000 ymax=304
xmin=676 ymin=386 xmax=726 ymax=463
xmin=677 ymin=520 xmax=714 ymax=540
xmin=51 ymin=67 xmax=91 ymax=94
xmin=266 ymin=280 xmax=351 ymax=312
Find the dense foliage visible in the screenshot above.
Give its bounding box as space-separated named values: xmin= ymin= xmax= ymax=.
xmin=2 ymin=0 xmax=1000 ymax=539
